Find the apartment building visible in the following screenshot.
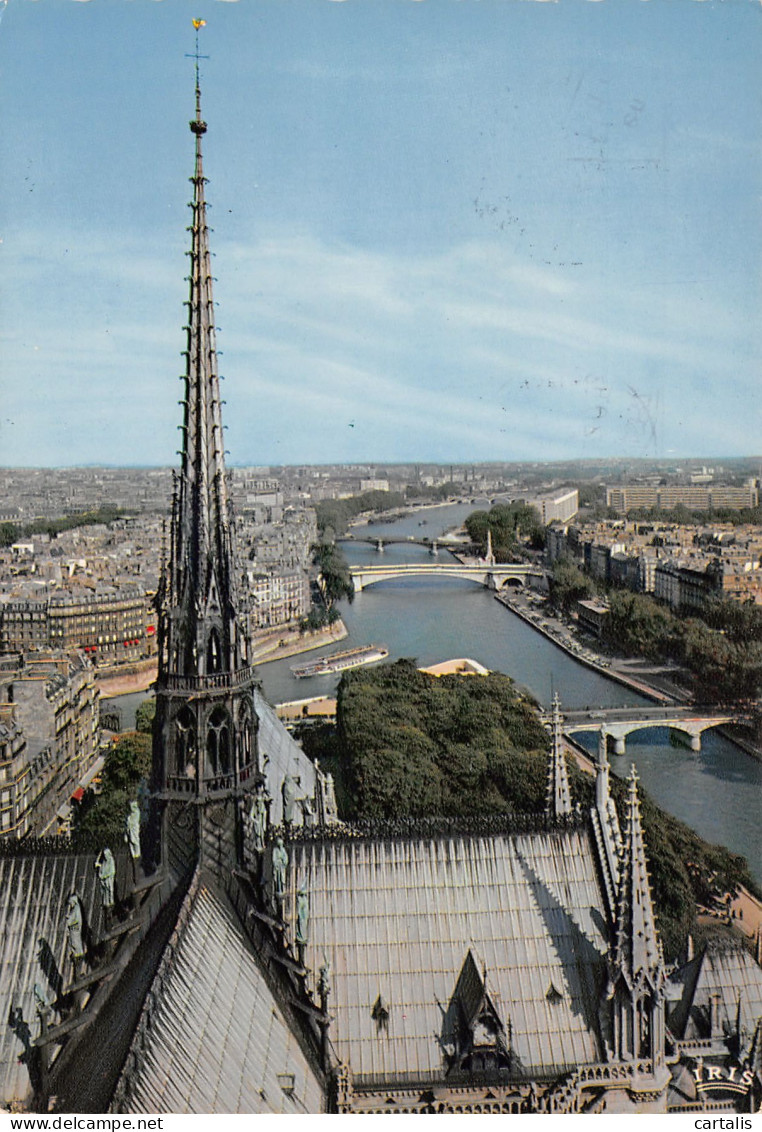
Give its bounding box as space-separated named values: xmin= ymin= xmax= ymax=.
xmin=0 ymin=655 xmax=100 ymax=837
xmin=606 ymin=482 xmax=759 ymax=514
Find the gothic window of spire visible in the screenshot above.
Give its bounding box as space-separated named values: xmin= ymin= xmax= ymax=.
xmin=206 ymin=706 xmax=230 ymax=777
xmin=207 ymin=627 xmax=221 ymax=674
xmin=175 ymin=705 xmax=196 ymax=776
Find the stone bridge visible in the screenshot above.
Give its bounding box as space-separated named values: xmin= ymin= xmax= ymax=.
xmin=349 ymin=562 xmax=543 ymax=592
xmin=559 ymin=705 xmax=737 ymax=754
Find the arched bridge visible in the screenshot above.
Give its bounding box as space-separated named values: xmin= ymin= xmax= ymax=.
xmin=340 ymin=535 xmax=461 ymax=553
xmin=350 ymin=562 xmax=543 ymax=592
xmin=558 ymin=705 xmax=738 ymax=754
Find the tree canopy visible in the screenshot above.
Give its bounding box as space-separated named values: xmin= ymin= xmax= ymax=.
xmin=134 ymin=697 xmax=156 ymax=734
xmin=315 ymin=491 xmax=406 ymax=539
xmin=465 ymin=502 xmax=545 ymax=559
xmin=311 ymin=541 xmax=354 ymax=606
xmin=72 ymin=731 xmax=151 ymax=848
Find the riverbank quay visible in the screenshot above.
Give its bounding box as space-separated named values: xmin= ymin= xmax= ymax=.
xmin=250 ymin=619 xmax=348 ymax=666
xmin=95 ymin=658 xmax=157 ymax=697
xmin=494 ymin=591 xmax=675 ymax=705
xmin=496 ymin=590 xmax=762 ymax=760
xmin=346 ymin=497 xmax=476 ymax=531
xmin=276 ymin=696 xmax=337 ymax=722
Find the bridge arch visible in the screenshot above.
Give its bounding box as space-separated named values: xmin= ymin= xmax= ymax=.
xmin=565 ymin=715 xmax=734 ymax=755
xmin=349 ymin=562 xmax=541 ymax=593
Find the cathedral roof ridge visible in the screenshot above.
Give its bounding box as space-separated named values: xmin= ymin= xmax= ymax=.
xmin=274 ymin=809 xmax=588 ymax=847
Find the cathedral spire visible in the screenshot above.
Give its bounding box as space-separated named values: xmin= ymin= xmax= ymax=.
xmin=545 ymin=693 xmax=571 ymax=818
xmin=151 ymin=56 xmax=258 ymax=875
xmin=160 ymin=68 xmax=246 ymax=681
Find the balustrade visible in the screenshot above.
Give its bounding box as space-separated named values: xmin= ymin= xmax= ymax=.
xmin=161 ymin=665 xmax=256 ymax=694
xmin=165 ymin=757 xmax=257 ymax=796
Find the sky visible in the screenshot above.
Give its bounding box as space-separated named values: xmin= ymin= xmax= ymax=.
xmin=0 ymin=0 xmax=760 ymax=468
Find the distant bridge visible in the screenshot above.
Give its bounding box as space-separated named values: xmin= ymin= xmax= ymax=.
xmin=555 ymin=704 xmax=738 ymax=754
xmin=349 ymin=562 xmax=543 ymax=592
xmin=340 ymin=535 xmax=461 ymax=552
xmin=339 ymin=534 xmax=446 ymax=552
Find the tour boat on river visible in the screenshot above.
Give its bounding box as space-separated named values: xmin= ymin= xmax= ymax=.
xmin=290 ymin=644 xmax=389 ymax=679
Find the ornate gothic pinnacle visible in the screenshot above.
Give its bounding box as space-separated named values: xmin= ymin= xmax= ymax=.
xmin=546 ymin=692 xmax=572 ymax=818
xmin=612 ymin=765 xmax=663 ymax=989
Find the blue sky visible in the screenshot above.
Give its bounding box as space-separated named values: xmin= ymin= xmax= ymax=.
xmin=1 ymin=0 xmax=760 ymax=467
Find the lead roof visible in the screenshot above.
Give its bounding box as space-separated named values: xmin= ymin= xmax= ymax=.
xmin=0 ymin=851 xmax=128 ymax=1105
xmin=289 ymin=825 xmax=609 ymax=1086
xmin=254 ymin=688 xmax=316 ymax=826
xmin=118 ymin=872 xmax=325 ymax=1114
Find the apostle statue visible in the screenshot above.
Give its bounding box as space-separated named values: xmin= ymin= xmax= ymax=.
xmin=250 ymin=785 xmax=268 ymax=855
xmin=65 ymin=893 xmax=85 ymax=977
xmin=125 ymin=800 xmax=141 ymax=885
xmin=95 ymin=848 xmax=116 ymax=926
xmin=271 ymin=836 xmax=289 ymax=920
xmin=318 ymin=955 xmax=331 ymax=1011
xmin=295 ymin=880 xmax=310 ymax=967
xmin=282 ymin=773 xmax=298 ymax=830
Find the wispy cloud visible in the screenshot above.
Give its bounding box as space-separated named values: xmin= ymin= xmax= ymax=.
xmin=1 ymin=222 xmax=759 ymax=465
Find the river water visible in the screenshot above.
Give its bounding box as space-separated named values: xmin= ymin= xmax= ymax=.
xmin=253 ymin=500 xmax=761 ymax=882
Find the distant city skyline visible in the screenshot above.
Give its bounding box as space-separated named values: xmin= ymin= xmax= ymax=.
xmin=1 ymin=0 xmax=760 ymax=468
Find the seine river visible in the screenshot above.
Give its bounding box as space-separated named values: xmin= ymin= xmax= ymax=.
xmin=255 ymin=500 xmax=761 ymax=883
xmin=109 ymin=500 xmax=761 ymax=881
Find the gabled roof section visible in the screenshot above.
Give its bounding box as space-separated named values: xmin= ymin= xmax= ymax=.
xmin=668 ymin=940 xmax=762 ymax=1045
xmin=0 ymin=851 xmax=128 ymax=1108
xmin=612 ymin=765 xmax=663 ymax=991
xmin=115 ymin=871 xmax=325 ymax=1114
xmin=254 ymin=689 xmax=317 ymax=827
xmin=290 ymin=824 xmax=609 ymax=1085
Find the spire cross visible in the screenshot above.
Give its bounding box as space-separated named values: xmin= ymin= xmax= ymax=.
xmin=186 ymin=21 xmax=210 ymax=96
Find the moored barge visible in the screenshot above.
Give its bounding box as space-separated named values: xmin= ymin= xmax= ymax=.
xmin=290 ymin=644 xmax=389 ymax=679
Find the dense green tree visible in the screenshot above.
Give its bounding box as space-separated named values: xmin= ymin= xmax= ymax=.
xmin=548 ymin=557 xmax=597 ymax=612
xmin=134 ymin=698 xmax=156 ymax=734
xmin=464 ymin=502 xmax=544 ymax=559
xmin=72 ymin=731 xmax=151 ymax=847
xmin=336 ymin=661 xmax=553 ymax=820
xmin=100 ymin=732 xmax=151 ymax=793
xmin=603 ymin=591 xmax=673 ymax=661
xmin=406 ymin=483 xmax=461 ymax=502
xmin=0 ymin=523 xmax=18 ymax=547
xmin=73 ymin=788 xmax=132 ymax=848
xmin=315 ymin=491 xmax=406 ymax=537
xmin=311 ymin=541 xmax=354 ymax=606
